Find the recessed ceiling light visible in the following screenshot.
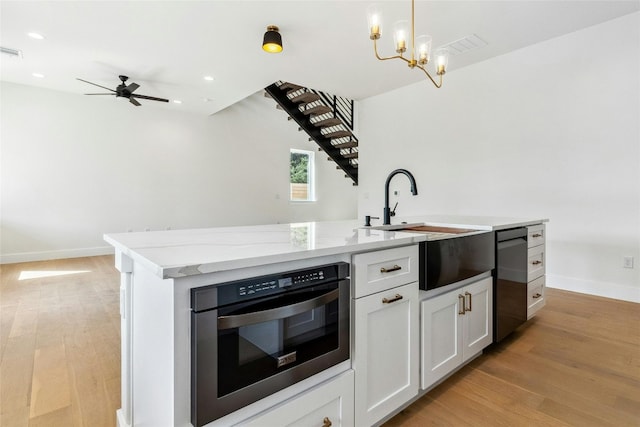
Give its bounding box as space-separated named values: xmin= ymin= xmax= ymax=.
xmin=203 ymin=76 xmax=214 ymax=81
xmin=32 ymin=72 xmax=44 ymax=78
xmin=173 ymin=100 xmax=182 ymax=104
xmin=27 ymin=32 xmax=45 ymax=40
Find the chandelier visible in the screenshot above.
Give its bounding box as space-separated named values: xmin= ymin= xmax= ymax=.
xmin=367 ymin=0 xmax=449 ymax=88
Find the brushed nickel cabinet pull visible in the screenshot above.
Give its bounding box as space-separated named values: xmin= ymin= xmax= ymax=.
xmin=458 ymin=294 xmax=466 ymax=315
xmin=323 ymin=417 xmax=332 ymax=427
xmin=532 ymin=260 xmax=542 ymax=265
xmin=532 ymin=233 xmax=543 ymax=238
xmin=380 ymin=264 xmax=402 ymax=273
xmin=382 ymin=294 xmax=403 ymax=304
xmin=533 ymin=293 xmax=542 ymax=299
xmin=464 ymin=291 xmax=472 ymax=312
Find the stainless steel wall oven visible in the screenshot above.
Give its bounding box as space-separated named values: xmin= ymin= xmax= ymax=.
xmin=190 ymin=262 xmax=350 ymax=427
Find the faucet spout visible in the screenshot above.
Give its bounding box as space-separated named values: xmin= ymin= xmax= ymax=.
xmin=383 ymin=169 xmax=418 ymax=225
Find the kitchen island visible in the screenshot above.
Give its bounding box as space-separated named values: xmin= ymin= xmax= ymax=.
xmin=105 ymin=216 xmax=546 ymax=427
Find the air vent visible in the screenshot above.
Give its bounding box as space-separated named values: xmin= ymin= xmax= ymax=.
xmin=439 ymin=34 xmax=487 ymax=56
xmin=1 ymin=46 xmax=23 ymax=59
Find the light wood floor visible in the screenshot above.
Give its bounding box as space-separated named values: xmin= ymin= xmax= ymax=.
xmin=1 ymin=256 xmax=639 ymax=426
xmin=1 ymin=256 xmax=120 ymax=427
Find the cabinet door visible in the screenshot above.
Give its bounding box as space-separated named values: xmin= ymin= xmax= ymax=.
xmin=462 ymin=277 xmax=493 ymax=362
xmin=239 ymin=370 xmax=354 ymax=427
xmin=354 ymin=282 xmax=419 ymax=427
xmin=420 ymin=290 xmax=463 ymax=390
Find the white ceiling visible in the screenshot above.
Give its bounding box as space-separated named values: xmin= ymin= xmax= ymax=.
xmin=1 ymin=1 xmax=638 ymax=115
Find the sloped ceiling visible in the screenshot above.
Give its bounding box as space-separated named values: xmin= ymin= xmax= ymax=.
xmin=1 ymin=0 xmax=638 ymax=115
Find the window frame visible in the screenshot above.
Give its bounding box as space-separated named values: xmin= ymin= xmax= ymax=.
xmin=289 ymin=148 xmax=316 ymax=202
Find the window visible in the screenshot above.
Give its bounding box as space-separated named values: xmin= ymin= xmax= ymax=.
xmin=290 ymin=149 xmax=315 ymax=202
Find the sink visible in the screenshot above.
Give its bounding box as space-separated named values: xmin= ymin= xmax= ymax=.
xmin=401 ymin=225 xmax=479 ymax=234
xmin=364 ymin=222 xmax=425 ymax=231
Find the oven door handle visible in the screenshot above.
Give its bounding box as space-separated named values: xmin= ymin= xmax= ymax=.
xmin=217 ymin=288 xmax=340 ymax=330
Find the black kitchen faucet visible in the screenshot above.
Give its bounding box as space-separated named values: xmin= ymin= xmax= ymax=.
xmin=383 ymin=169 xmax=418 ymax=225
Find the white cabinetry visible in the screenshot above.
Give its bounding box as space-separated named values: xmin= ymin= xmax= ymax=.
xmin=420 ymin=276 xmax=493 ymax=390
xmin=352 ymin=246 xmax=419 ymax=427
xmin=239 ymin=370 xmax=354 ymax=427
xmin=527 ymin=224 xmax=546 ymax=319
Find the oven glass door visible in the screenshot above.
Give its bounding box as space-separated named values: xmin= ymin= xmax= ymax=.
xmin=217 ymin=282 xmax=341 ymax=397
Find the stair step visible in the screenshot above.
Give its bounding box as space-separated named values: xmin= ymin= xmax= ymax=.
xmin=332 ymin=141 xmax=358 ymax=149
xmin=312 ymin=117 xmax=342 ymax=127
xmin=264 ymin=91 xmax=273 ymax=99
xmin=342 ymin=152 xmax=359 ymax=159
xmin=323 ymin=130 xmax=352 ymax=139
xmin=302 ymin=105 xmax=332 ymax=116
xmin=279 ymin=82 xmax=303 ymax=91
xmin=276 ymin=104 xmax=283 ymax=110
xmin=289 ymin=92 xmax=321 ymax=103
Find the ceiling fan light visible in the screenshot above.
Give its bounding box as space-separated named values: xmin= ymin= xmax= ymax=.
xmin=262 ymin=25 xmax=283 ymax=53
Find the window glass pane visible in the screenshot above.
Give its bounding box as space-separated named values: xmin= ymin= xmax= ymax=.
xmin=290 ymin=149 xmax=314 ymax=201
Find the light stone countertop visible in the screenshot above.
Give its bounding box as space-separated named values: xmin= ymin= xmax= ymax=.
xmin=104 ymin=220 xmax=424 ymax=279
xmin=388 ymin=214 xmax=549 ymax=231
xmin=104 ymin=216 xmax=547 ymax=279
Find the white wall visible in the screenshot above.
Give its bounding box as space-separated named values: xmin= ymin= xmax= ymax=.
xmin=0 ymin=83 xmax=357 ymax=263
xmin=358 ymin=13 xmax=640 ymax=302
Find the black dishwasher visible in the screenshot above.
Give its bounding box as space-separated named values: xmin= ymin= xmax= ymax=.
xmin=494 ymin=227 xmax=528 ymax=342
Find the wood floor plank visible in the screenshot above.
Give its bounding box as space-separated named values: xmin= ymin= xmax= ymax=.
xmin=27 ymin=405 xmax=73 ymax=427
xmin=29 ymin=344 xmax=71 ymax=419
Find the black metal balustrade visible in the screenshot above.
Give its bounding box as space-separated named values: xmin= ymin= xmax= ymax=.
xmin=264 ymin=81 xmax=359 ymax=185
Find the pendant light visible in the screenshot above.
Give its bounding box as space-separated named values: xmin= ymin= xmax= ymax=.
xmin=367 ymin=0 xmax=449 ymax=88
xmin=262 ymin=25 xmax=283 ymax=53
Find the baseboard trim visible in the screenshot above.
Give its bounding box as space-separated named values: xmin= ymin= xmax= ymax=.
xmin=547 ymin=274 xmax=640 ymax=303
xmin=116 ymin=409 xmax=131 ymax=427
xmin=0 ymin=246 xmax=114 ymax=264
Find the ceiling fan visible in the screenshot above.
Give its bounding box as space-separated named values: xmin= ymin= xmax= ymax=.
xmin=77 ymin=75 xmax=169 ymax=106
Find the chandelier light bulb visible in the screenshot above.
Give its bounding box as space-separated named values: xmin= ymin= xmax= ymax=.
xmin=393 ymin=20 xmax=409 ymax=54
xmin=416 ymin=35 xmax=432 ymax=65
xmin=436 ymin=48 xmax=449 ymax=75
xmin=367 ymin=5 xmax=382 ymax=39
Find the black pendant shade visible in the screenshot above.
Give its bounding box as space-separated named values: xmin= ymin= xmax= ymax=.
xmin=262 ymin=25 xmax=283 ymax=53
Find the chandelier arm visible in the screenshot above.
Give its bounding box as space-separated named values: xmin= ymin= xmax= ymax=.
xmin=416 ymin=65 xmax=443 ymax=88
xmin=374 ymin=39 xmax=410 ymax=63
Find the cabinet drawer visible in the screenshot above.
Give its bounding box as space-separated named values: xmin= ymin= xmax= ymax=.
xmin=527 ymin=244 xmax=545 ymax=282
xmin=527 ymin=276 xmax=546 ymax=319
xmin=239 ymin=370 xmax=354 ymax=427
xmin=352 ymin=245 xmax=419 ymax=298
xmin=527 ymin=224 xmax=545 ymax=248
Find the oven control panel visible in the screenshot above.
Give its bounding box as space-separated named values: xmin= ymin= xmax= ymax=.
xmin=191 ymin=262 xmax=349 ymax=311
xmin=238 ymin=269 xmax=326 ymax=297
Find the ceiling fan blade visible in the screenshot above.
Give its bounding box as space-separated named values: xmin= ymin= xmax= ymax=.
xmin=76 ymin=78 xmax=115 ymax=92
xmin=85 ymin=93 xmax=115 ymax=95
xmin=126 ymin=82 xmax=140 ymax=93
xmin=129 ymin=97 xmax=141 ymax=107
xmin=133 ymin=94 xmax=169 ymax=103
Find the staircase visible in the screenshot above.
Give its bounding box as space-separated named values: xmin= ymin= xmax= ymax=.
xmin=264 ymin=81 xmax=359 ymax=185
